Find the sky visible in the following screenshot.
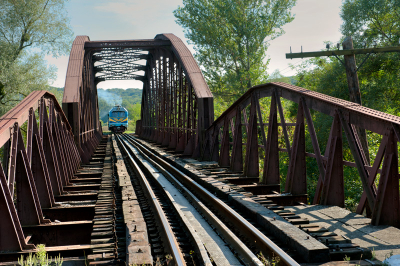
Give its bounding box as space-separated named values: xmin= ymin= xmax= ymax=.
xmin=47 ymin=0 xmax=343 ymax=90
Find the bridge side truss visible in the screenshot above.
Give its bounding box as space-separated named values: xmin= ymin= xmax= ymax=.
xmin=0 ymin=91 xmax=81 ymax=251
xmin=137 ymin=34 xmax=214 ymax=158
xmin=203 ymin=82 xmax=400 ymax=228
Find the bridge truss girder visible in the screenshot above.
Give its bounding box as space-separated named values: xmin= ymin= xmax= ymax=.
xmin=0 ymin=91 xmax=81 ymax=253
xmin=138 ymin=34 xmax=214 ymax=158
xmin=202 ymin=82 xmax=400 ymax=228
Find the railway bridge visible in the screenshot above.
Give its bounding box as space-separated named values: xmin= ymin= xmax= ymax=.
xmin=0 ymin=34 xmax=399 ymax=265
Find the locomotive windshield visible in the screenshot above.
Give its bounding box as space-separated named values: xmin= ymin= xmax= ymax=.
xmin=112 ymin=111 xmax=126 ymax=117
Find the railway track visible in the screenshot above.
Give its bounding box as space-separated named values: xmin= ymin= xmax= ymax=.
xmin=115 ymin=133 xmax=300 ymax=266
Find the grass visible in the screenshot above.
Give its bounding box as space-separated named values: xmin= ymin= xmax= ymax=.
xmin=18 ymin=244 xmax=63 ymax=266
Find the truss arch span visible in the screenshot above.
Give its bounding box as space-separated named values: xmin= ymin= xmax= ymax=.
xmin=63 ymin=33 xmax=214 ymax=162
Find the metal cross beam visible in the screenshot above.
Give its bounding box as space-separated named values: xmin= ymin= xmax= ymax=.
xmin=286 ymin=45 xmax=400 ymax=59
xmin=92 ymin=49 xmax=148 ymax=81
xmin=84 ymin=39 xmax=170 ymax=49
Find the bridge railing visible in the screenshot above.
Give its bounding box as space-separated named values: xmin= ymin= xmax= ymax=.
xmin=202 ymin=82 xmax=400 ymax=228
xmin=0 ymin=91 xmax=81 ymax=251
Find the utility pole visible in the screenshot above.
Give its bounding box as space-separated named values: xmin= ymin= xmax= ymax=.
xmin=342 ymin=37 xmax=362 ymax=104
xmin=341 ymin=37 xmax=369 ymax=164
xmin=286 ymin=37 xmax=400 ymax=164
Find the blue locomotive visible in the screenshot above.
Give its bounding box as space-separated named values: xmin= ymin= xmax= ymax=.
xmin=108 ymin=105 xmax=128 ymax=133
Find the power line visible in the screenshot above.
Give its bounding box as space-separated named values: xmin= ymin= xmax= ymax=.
xmin=279 ymin=59 xmax=306 ymax=75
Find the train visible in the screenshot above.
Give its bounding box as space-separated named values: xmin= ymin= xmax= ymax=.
xmin=108 ymin=105 xmax=128 ymax=133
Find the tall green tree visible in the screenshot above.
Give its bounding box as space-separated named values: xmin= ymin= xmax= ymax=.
xmin=0 ymin=0 xmax=73 ymax=115
xmin=341 ymin=0 xmax=400 ymax=47
xmin=293 ymin=0 xmax=400 ymax=207
xmin=174 ymin=0 xmax=297 ymax=101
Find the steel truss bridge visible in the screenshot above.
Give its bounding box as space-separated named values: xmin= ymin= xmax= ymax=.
xmin=0 ymin=33 xmax=399 ymax=261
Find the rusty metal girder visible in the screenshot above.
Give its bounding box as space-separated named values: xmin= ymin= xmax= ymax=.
xmin=63 ymin=36 xmax=102 ymax=164
xmin=202 ymin=82 xmax=400 ymax=228
xmin=84 ymin=39 xmax=170 ymax=49
xmin=0 ymin=91 xmax=82 ymax=252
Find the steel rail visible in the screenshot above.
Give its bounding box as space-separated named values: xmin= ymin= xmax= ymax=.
xmin=114 ymin=134 xmax=186 ymax=266
xmin=123 ymin=134 xmax=300 ymax=266
xmin=119 ymin=134 xmax=215 ymax=266
xmin=120 ymin=134 xmax=263 ymax=266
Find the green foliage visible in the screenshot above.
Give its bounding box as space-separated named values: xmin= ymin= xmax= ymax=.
xmin=0 ymin=0 xmax=73 ymax=60
xmin=213 ymin=95 xmax=231 ymax=119
xmin=257 ymin=251 xmax=280 ymax=265
xmin=0 ymin=52 xmax=57 ymax=116
xmin=18 ymin=244 xmax=63 ymax=266
xmin=127 ymin=103 xmax=141 ymax=132
xmin=47 ymin=86 xmax=64 ymax=104
xmin=174 ymin=0 xmax=297 ymax=102
xmin=291 ymin=0 xmax=400 ymax=206
xmin=0 ymin=0 xmax=73 ymax=116
xmin=341 ymin=0 xmax=400 ymax=47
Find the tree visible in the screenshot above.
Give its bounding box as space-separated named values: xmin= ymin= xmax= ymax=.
xmin=267 ymin=69 xmax=296 ymax=84
xmin=174 ymin=0 xmax=297 ymax=101
xmin=0 ymin=53 xmax=57 ymax=115
xmin=0 ymin=0 xmax=73 ymax=60
xmin=127 ymin=103 xmax=141 ymax=132
xmin=0 ymin=0 xmax=73 ymax=115
xmin=293 ymin=0 xmax=400 ymax=207
xmin=341 ymin=0 xmax=400 ymax=47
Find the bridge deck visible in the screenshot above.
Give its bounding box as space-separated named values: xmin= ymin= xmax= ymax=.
xmin=286 ymin=205 xmax=400 ymax=262
xmin=133 ymin=136 xmax=399 ymax=264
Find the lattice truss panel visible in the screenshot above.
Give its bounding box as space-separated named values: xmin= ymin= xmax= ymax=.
xmin=139 ymin=49 xmax=199 ymax=156
xmin=92 ymin=48 xmax=148 ymax=82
